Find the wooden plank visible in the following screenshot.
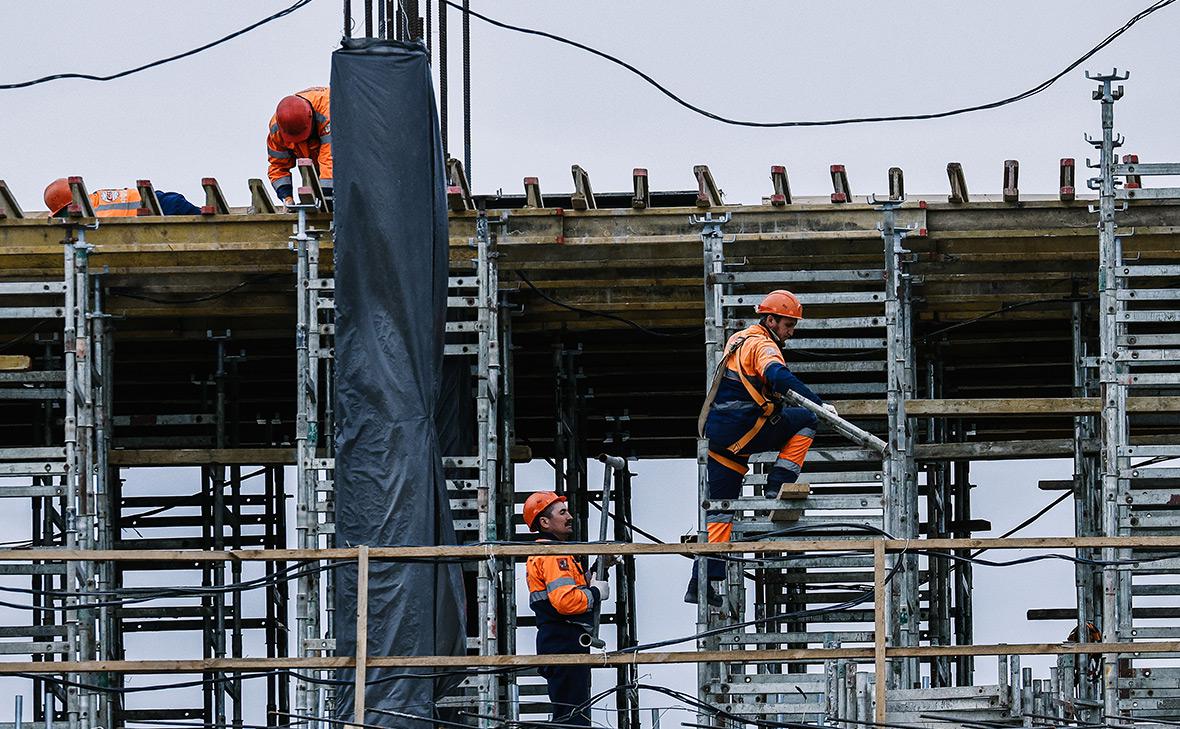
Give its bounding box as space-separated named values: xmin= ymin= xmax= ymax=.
xmin=355 ymin=545 xmax=369 ymax=726
xmin=1 ymin=639 xmax=1177 ymax=675
xmin=770 ymin=482 xmax=809 ymax=522
xmin=108 ymin=448 xmax=295 ymax=466
xmin=0 ymin=356 xmax=31 ymax=371
xmin=2 ymin=535 xmax=1179 ymax=563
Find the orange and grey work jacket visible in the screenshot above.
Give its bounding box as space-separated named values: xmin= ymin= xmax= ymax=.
xmin=88 ymin=188 xmax=143 ymax=217
xmin=700 ymin=323 xmax=822 ymax=452
xmin=266 ymin=86 xmax=332 ymax=200
xmin=526 ymin=540 xmax=599 ymax=634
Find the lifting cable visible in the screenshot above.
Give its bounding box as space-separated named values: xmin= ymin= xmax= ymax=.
xmin=443 ymin=0 xmax=1175 ymax=128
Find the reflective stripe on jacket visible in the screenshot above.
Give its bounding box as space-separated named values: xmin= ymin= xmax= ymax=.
xmin=89 ymin=188 xmax=143 ymax=217
xmin=526 ymin=540 xmax=597 ymax=631
xmin=714 ymin=323 xmax=822 ymax=411
xmin=267 ymin=86 xmax=333 ymax=196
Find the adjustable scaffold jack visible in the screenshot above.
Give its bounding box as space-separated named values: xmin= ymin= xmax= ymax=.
xmin=580 ymin=453 xmax=627 ymax=649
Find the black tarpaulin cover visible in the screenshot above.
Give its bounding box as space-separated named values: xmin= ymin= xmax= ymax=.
xmin=331 ymin=38 xmax=466 ymax=727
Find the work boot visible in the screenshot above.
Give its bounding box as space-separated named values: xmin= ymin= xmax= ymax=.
xmin=683 ymin=579 xmax=723 ymax=607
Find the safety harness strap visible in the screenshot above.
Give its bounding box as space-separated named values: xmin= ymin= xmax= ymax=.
xmin=697 ymin=334 xmax=777 ymax=453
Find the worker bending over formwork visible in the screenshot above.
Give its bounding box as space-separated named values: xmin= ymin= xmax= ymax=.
xmin=267 ymin=87 xmax=332 ymax=206
xmin=687 ymin=290 xmax=838 ymax=606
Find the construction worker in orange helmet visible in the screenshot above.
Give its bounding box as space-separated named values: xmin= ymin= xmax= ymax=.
xmin=267 ymin=87 xmax=332 ymax=206
xmin=523 ymin=491 xmax=609 ymax=727
xmin=686 ymin=289 xmax=838 ymax=606
xmin=43 ymin=178 xmax=199 ymax=218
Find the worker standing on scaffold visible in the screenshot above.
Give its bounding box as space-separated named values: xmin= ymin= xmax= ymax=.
xmin=523 ymin=491 xmax=611 ymax=727
xmin=687 ymin=290 xmax=838 ymax=606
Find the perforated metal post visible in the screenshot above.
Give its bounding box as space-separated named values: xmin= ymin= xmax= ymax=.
xmin=695 ymin=212 xmax=730 ymax=726
xmin=292 ymin=201 xmax=330 ymax=723
xmin=475 ymin=207 xmax=502 ymax=726
xmin=878 ymin=198 xmax=918 ymax=690
xmin=1087 ymin=69 xmax=1131 ymax=723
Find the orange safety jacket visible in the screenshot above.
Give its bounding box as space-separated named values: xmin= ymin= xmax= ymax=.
xmin=699 ymin=323 xmax=821 ymax=454
xmin=89 ymin=188 xmax=143 ymax=218
xmin=267 ymin=86 xmax=332 ymax=198
xmin=526 ymin=540 xmax=597 ymax=630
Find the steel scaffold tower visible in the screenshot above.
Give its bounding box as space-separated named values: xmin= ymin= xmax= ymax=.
xmin=1089 ymin=70 xmax=1180 ymax=721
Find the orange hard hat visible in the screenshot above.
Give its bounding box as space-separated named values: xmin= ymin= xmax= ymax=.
xmin=755 ymin=289 xmax=803 ymax=320
xmin=523 ymin=491 xmax=566 ymax=532
xmin=276 ymin=95 xmax=314 ymax=143
xmin=44 ymin=178 xmax=72 ymax=215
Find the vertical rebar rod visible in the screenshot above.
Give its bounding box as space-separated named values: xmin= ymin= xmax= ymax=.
xmin=461 ymin=0 xmax=471 ymax=183
xmin=438 ymin=0 xmax=448 ymax=158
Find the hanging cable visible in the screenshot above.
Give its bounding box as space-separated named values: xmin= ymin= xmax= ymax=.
xmin=516 ymin=270 xmax=703 ymax=338
xmin=443 ymin=1 xmax=1175 ymax=127
xmin=0 ymin=0 xmax=316 ymax=90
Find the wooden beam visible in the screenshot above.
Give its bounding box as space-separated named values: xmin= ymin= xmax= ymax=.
xmin=108 ymin=448 xmax=295 ymax=466
xmin=355 ymin=545 xmax=369 ymax=726
xmin=874 ymin=540 xmax=887 ymax=722
xmin=2 ymin=535 xmax=1178 ymax=563
xmin=839 ymin=396 xmax=1180 ymax=416
xmin=0 ymin=355 xmax=31 ymax=371
xmin=1 ymin=639 xmax=1178 ymax=675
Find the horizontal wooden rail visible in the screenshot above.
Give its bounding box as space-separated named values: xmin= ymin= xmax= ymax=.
xmin=0 ymin=535 xmax=1177 ymax=562
xmin=0 ymin=639 xmax=1174 ymax=675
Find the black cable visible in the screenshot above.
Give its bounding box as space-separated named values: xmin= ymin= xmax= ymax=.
xmin=969 ymin=489 xmax=1072 ymax=558
xmin=108 ymin=273 xmax=285 ymax=305
xmin=0 ymin=560 xmax=340 ymax=611
xmin=0 ymin=319 xmax=50 ymax=353
xmin=920 ymin=295 xmax=1097 ymax=343
xmin=516 ymin=270 xmax=704 ymax=338
xmin=0 ymin=1 xmax=316 ymax=90
xmin=619 ymin=556 xmax=905 ymax=653
xmin=444 ymin=1 xmax=1175 ymax=128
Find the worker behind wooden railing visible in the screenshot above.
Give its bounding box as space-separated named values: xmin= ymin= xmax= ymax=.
xmin=43 ymin=177 xmax=199 ymax=217
xmin=522 ymin=491 xmax=612 ymax=728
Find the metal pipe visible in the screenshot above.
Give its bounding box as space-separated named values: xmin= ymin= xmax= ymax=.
xmin=579 ymin=453 xmax=624 ymax=649
xmin=781 ymin=390 xmax=887 ymax=454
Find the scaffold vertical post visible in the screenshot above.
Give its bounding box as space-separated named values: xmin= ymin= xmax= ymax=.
xmin=475 ymin=205 xmax=502 ymax=725
xmin=1086 ymin=69 xmax=1129 ymax=722
xmin=878 ymin=198 xmax=918 ymax=689
xmin=292 ymin=202 xmax=326 ymax=723
xmin=694 ymin=212 xmax=729 ymax=726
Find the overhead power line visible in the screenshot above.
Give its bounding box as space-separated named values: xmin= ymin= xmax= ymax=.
xmin=0 ymin=0 xmax=315 ymax=90
xmin=447 ymin=0 xmax=1175 ymax=127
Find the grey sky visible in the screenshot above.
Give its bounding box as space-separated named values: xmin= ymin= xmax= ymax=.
xmin=2 ymin=0 xmax=1177 ymax=723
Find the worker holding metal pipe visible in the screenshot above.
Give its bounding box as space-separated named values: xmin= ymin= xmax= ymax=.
xmin=267 ymin=87 xmax=333 ymax=206
xmin=522 ymin=491 xmax=610 ymax=727
xmin=687 ymin=289 xmax=838 ymax=606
